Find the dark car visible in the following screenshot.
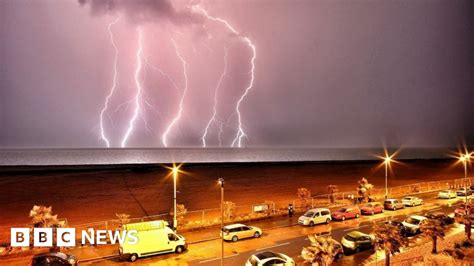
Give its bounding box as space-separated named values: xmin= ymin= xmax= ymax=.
xmin=385 ymin=220 xmax=407 ymax=237
xmin=425 ymin=211 xmax=455 ymax=226
xmin=341 ymin=231 xmax=375 ymax=254
xmin=30 ymin=252 xmax=78 ymax=266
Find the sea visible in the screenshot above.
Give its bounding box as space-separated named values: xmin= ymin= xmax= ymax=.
xmin=0 ymin=147 xmax=454 ymax=166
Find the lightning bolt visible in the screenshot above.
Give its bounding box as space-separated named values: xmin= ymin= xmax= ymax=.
xmin=161 ymin=40 xmax=189 ymax=147
xmin=120 ymin=27 xmax=144 ymax=148
xmin=201 ymin=48 xmax=228 ymax=147
xmin=194 ymin=5 xmax=257 ymax=148
xmin=99 ymin=16 xmax=121 ymax=147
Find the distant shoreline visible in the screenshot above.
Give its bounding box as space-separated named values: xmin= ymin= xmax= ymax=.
xmin=0 ymin=157 xmax=453 ymax=174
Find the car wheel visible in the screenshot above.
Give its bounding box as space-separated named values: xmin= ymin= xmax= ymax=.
xmin=175 ymin=245 xmax=184 ymax=254
xmin=336 ymin=252 xmax=343 ymax=260
xmin=254 ymin=232 xmax=261 ymax=238
xmin=326 ymin=218 xmax=330 ymax=224
xmin=309 ymin=221 xmax=315 ymax=227
xmin=232 ymin=236 xmax=238 ymax=242
xmin=129 ymin=254 xmax=138 ymax=262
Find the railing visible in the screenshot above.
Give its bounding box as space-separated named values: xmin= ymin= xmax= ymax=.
xmin=1 ymin=177 xmax=472 ymax=246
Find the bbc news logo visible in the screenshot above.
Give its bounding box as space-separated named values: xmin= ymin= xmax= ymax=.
xmin=11 ymin=228 xmax=138 ymax=247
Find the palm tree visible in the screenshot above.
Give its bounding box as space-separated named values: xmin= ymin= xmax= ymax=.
xmin=357 ymin=177 xmax=374 ymax=203
xmin=301 ymin=235 xmax=341 ymax=266
xmin=29 ymin=205 xmax=61 ymax=228
xmin=327 ymin=185 xmax=338 ymax=204
xmin=463 ymin=215 xmax=473 ymax=240
xmin=420 ymin=218 xmax=446 ymax=254
xmin=297 ymin=188 xmax=312 ymax=209
xmin=373 ymin=222 xmax=409 ymax=266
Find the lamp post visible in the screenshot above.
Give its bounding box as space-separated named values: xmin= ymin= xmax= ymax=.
xmin=172 ymin=165 xmax=179 ymax=231
xmin=383 ymin=155 xmax=392 ymax=199
xmin=460 ymin=152 xmax=472 ymax=203
xmin=218 ymin=178 xmax=225 ymax=266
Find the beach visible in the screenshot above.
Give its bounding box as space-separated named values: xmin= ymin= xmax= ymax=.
xmin=0 ymin=159 xmax=467 ymax=226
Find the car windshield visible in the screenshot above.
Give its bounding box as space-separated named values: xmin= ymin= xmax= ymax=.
xmin=403 ymin=197 xmax=412 ymax=200
xmin=405 ymin=217 xmax=421 ymax=225
xmin=304 ymin=211 xmax=314 ymax=217
xmin=344 ymin=235 xmax=356 ymax=241
xmin=440 ymin=191 xmax=448 ymax=193
xmin=364 ymin=203 xmax=373 ymax=207
xmin=337 ymin=208 xmax=346 ymax=212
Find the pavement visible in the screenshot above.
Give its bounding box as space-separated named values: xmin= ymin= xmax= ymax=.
xmin=1 ymin=191 xmax=468 ymax=265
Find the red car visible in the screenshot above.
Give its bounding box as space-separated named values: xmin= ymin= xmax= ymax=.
xmin=455 ymin=204 xmax=473 ymax=216
xmin=360 ymin=202 xmax=384 ymax=215
xmin=331 ymin=207 xmax=361 ymax=221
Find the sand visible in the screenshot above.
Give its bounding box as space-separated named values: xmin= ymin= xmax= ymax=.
xmin=0 ymin=159 xmax=468 ymax=226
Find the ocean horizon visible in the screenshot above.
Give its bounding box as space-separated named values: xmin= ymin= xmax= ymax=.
xmin=0 ymin=147 xmax=456 ymax=166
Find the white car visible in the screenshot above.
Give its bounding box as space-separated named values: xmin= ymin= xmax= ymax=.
xmin=402 ymin=196 xmax=424 ymax=207
xmin=245 ymin=251 xmax=295 ymax=266
xmin=438 ymin=190 xmax=457 ymax=199
xmin=402 ymin=215 xmax=427 ymax=235
xmin=298 ymin=208 xmax=331 ymax=226
xmin=221 ymin=224 xmax=262 ymax=242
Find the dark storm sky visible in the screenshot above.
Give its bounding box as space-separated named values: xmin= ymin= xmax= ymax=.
xmin=0 ymin=0 xmax=472 ymax=148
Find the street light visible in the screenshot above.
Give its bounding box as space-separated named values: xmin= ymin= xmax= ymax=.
xmin=459 ymin=152 xmax=472 ymax=203
xmin=171 ymin=165 xmax=180 ymax=232
xmin=218 ymin=178 xmax=225 ymax=266
xmin=383 ymin=154 xmax=393 ymax=199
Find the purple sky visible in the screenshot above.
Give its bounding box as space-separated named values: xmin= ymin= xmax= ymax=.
xmin=0 ymin=0 xmax=472 ymax=148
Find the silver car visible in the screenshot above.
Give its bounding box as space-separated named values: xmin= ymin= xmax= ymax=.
xmin=402 ymin=196 xmax=423 ymax=207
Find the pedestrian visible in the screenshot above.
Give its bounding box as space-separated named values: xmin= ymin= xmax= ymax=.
xmin=288 ymin=204 xmax=294 ymax=218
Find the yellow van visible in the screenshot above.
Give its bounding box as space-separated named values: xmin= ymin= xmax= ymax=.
xmin=119 ymin=220 xmax=187 ymax=262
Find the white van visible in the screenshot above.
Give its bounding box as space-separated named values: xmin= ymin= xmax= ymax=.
xmin=119 ymin=220 xmax=187 ymax=262
xmin=298 ymin=208 xmax=332 ymax=226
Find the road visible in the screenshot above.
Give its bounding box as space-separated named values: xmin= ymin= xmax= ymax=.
xmin=1 ymin=192 xmax=466 ymax=265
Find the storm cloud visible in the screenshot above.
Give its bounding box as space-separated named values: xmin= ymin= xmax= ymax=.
xmin=78 ymin=0 xmax=202 ymax=25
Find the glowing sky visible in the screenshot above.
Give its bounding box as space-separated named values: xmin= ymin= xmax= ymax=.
xmin=0 ymin=0 xmax=472 ymax=148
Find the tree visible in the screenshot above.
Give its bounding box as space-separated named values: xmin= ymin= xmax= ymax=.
xmin=222 ymin=201 xmax=236 ymax=221
xmin=297 ymin=188 xmax=312 ymax=209
xmin=373 ymin=222 xmax=409 ymax=266
xmin=420 ymin=218 xmax=446 ymax=254
xmin=357 ymin=177 xmax=374 ymax=203
xmin=262 ymin=200 xmax=275 ymax=217
xmin=29 ymin=205 xmax=62 ymax=228
xmin=301 ymin=235 xmax=341 ymax=266
xmin=463 ymin=215 xmax=474 ymax=240
xmin=115 ymin=213 xmax=130 ymax=228
xmin=170 ymin=204 xmax=187 ymax=224
xmin=327 ymin=185 xmax=338 ymax=204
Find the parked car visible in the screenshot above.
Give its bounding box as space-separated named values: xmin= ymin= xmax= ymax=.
xmin=401 ymin=196 xmax=423 ymax=207
xmin=298 ymin=208 xmax=332 ymax=226
xmin=384 ymin=199 xmax=405 ymax=210
xmin=456 ymin=187 xmax=473 ymax=196
xmin=401 ymin=215 xmax=427 ymax=235
xmin=331 ymin=207 xmax=361 ymax=221
xmin=30 ymin=252 xmax=78 ymax=266
xmin=424 ymin=211 xmax=455 ymax=226
xmin=360 ymin=202 xmax=384 ymax=215
xmin=341 ymin=231 xmax=375 ymax=254
xmin=384 ymin=220 xmax=407 ymax=237
xmin=438 ymin=190 xmax=457 ymax=199
xmin=221 ymin=224 xmax=262 ymax=242
xmin=245 ymin=251 xmax=295 ymax=266
xmin=455 ymin=204 xmax=473 ymax=216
